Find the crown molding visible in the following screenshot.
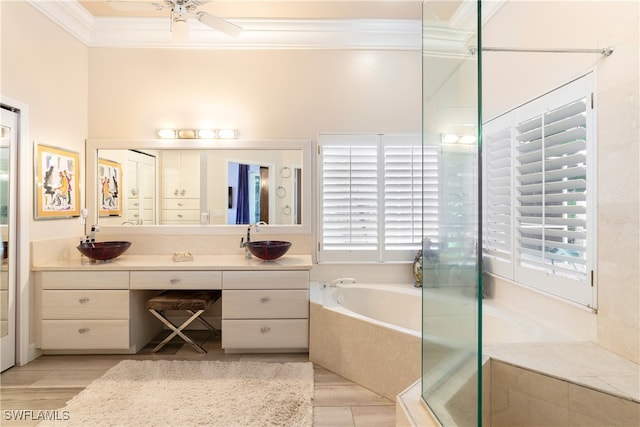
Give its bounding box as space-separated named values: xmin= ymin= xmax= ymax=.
xmin=28 ymin=0 xmax=422 ymax=50
xmin=90 ymin=18 xmax=422 ymax=50
xmin=28 ymin=0 xmax=95 ymax=44
xmin=28 ymin=0 xmax=503 ymax=51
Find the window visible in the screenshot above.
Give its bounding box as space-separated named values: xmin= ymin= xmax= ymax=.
xmin=318 ymin=133 xmax=431 ymax=263
xmin=483 ymin=73 xmax=596 ymax=308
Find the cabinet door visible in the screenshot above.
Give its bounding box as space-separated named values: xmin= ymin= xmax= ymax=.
xmin=161 ymin=151 xmax=182 ymax=199
xmin=179 ymin=151 xmax=201 ymax=197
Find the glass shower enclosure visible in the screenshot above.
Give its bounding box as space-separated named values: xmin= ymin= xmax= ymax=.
xmin=421 ymin=1 xmax=482 ymax=425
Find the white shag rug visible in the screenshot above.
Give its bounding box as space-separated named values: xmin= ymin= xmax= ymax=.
xmin=38 ymin=360 xmax=314 ymax=427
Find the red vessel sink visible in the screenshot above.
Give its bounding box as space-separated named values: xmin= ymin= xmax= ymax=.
xmin=77 ymin=241 xmax=132 ymax=261
xmin=246 ymin=240 xmax=291 ymax=261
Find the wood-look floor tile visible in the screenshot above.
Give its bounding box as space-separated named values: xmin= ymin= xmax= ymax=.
xmin=28 ymin=370 xmax=107 ymax=388
xmin=351 ymin=405 xmax=396 ymax=427
xmin=0 ymin=370 xmax=50 ymax=387
xmin=313 ymin=406 xmax=355 ymax=426
xmin=314 ymin=384 xmax=393 ymax=407
xmin=313 ymin=366 xmax=357 ymax=386
xmin=0 ymin=334 xmax=396 ymax=426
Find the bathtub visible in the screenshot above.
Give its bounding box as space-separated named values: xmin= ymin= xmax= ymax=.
xmin=309 ymin=282 xmax=422 ymax=400
xmin=309 ymin=282 xmax=574 ymax=401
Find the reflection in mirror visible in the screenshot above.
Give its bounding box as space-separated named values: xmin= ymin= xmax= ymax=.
xmin=87 ymin=139 xmax=311 ymax=234
xmin=227 ymin=161 xmax=302 ymax=225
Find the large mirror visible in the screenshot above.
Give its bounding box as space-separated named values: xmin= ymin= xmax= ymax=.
xmin=86 ymin=139 xmax=312 ymax=234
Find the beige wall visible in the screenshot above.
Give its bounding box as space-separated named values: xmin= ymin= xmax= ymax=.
xmin=87 ymin=48 xmax=421 ymax=140
xmin=1 ymin=1 xmax=89 ymax=241
xmin=482 ymin=1 xmax=640 ymax=363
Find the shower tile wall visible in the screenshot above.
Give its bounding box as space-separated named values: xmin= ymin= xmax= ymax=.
xmin=490 ymin=360 xmax=640 ymax=427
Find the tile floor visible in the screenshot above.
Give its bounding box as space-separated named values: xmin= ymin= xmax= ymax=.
xmin=0 ymin=332 xmax=396 ymax=427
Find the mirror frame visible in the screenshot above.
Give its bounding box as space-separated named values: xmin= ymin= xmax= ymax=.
xmin=86 ymin=139 xmax=312 ymax=235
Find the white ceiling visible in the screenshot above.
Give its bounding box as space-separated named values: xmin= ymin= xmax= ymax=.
xmin=28 ymin=0 xmax=493 ymax=50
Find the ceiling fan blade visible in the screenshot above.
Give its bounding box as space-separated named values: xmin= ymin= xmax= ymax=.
xmin=196 ymin=12 xmax=242 ymax=37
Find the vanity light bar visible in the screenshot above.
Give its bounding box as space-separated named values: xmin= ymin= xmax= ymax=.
xmin=156 ymin=128 xmax=239 ymax=139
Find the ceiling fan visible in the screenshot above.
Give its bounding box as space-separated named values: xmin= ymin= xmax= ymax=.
xmin=109 ymin=0 xmax=242 ymax=38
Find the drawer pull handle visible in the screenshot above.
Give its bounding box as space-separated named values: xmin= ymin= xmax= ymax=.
xmin=78 ymin=328 xmax=90 ymax=334
xmin=78 ymin=297 xmax=90 ymax=304
xmin=260 ymin=327 xmax=271 ymax=334
xmin=170 ymin=278 xmax=181 ymax=284
xmin=260 ymin=297 xmax=271 ymax=303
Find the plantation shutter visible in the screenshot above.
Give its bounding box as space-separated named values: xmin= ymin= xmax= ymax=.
xmin=483 ymin=118 xmax=513 ymax=278
xmin=318 ymin=133 xmax=426 ymax=263
xmin=422 ymin=143 xmax=440 ymax=247
xmin=483 ymin=72 xmax=595 ymax=308
xmin=319 ymin=134 xmax=379 ymax=262
xmin=382 ymin=135 xmax=425 ymax=260
xmin=515 ymin=97 xmax=589 ymax=283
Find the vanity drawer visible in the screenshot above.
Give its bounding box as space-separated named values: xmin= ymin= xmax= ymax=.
xmin=221 ymin=319 xmax=308 ymax=349
xmin=126 ymin=209 xmax=154 ymax=222
xmin=162 ymin=210 xmax=200 ymax=222
xmin=162 ymin=198 xmax=200 ymax=210
xmin=130 ymin=270 xmax=222 ymax=290
xmin=41 ymin=320 xmax=129 ymax=349
xmin=42 ymin=290 xmax=129 ymax=320
xmin=223 ymin=271 xmax=309 ymax=290
xmin=40 ymin=271 xmax=129 ymax=290
xmin=223 ymin=290 xmax=308 ymax=319
xmin=127 ymin=198 xmax=154 ymax=210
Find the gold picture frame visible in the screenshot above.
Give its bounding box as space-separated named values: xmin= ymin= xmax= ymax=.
xmin=35 ymin=144 xmax=80 ymax=218
xmin=98 ymin=158 xmax=122 ymax=217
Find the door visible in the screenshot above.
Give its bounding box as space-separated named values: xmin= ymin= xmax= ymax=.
xmin=0 ymin=107 xmax=17 ymax=372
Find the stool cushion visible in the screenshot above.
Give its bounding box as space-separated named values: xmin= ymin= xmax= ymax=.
xmin=147 ymin=290 xmax=221 ymax=311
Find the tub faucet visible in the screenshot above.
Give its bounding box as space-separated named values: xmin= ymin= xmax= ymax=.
xmin=328 ymin=277 xmax=356 ymax=287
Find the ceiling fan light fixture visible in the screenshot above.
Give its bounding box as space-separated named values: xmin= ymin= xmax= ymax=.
xmin=171 ymin=18 xmax=189 ymax=43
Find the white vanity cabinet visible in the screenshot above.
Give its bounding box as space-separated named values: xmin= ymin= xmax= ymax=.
xmin=37 ymin=271 xmax=159 ymax=353
xmin=33 ymin=254 xmax=313 ymax=354
xmin=39 ymin=271 xmax=131 ymax=350
xmin=221 ymin=270 xmax=309 ymax=352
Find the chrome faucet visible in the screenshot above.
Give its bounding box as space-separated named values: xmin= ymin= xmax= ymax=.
xmin=240 ymin=221 xmax=268 ymax=259
xmin=90 ymin=224 xmax=100 ymax=242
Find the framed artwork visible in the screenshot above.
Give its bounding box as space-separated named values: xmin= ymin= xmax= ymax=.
xmin=98 ymin=158 xmax=122 ymax=217
xmin=35 ymin=144 xmax=80 ymax=218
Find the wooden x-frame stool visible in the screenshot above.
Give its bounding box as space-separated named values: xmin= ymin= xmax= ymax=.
xmin=146 ymin=290 xmax=222 ymax=354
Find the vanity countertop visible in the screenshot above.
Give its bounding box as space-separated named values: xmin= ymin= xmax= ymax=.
xmin=32 ymin=254 xmax=313 ymax=271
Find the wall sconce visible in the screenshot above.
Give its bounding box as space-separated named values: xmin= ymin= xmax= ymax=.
xmin=156 ymin=128 xmax=239 ymax=139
